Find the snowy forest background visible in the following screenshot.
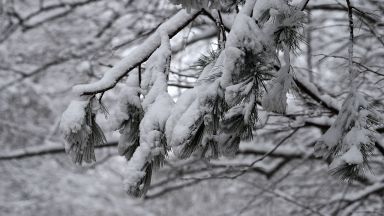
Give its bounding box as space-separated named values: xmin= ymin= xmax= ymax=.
xmin=1 ymin=0 xmax=384 ymax=215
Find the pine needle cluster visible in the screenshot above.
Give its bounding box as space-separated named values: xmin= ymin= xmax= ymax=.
xmin=169 ymin=0 xmax=244 ymax=13
xmin=117 ymin=104 xmax=143 ymax=160
xmin=177 ymin=45 xmax=278 ymax=160
xmin=314 ymin=92 xmax=381 ymax=181
xmin=273 ymin=7 xmax=306 ymax=52
xmin=65 ymin=99 xmax=107 ymax=165
xmin=222 ymin=49 xmax=276 ymax=140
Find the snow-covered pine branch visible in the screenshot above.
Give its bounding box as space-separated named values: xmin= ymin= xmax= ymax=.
xmin=59 ymin=0 xmax=307 ymax=196
xmin=60 ymin=98 xmax=107 ymax=164
xmin=121 ymin=31 xmax=174 ymax=197
xmin=166 ymin=0 xmax=305 ymax=161
xmin=169 ymin=0 xmax=223 ymax=12
xmin=72 ymin=9 xmax=202 ymax=96
xmin=59 ymin=9 xmax=202 ymax=169
xmin=314 ymin=92 xmax=381 ymax=180
xmin=262 ymin=46 xmax=294 ymax=114
xmin=314 ymin=0 xmax=382 ymax=181
xmin=58 ymin=0 xmax=382 ymax=197
xmin=113 ymin=70 xmax=142 ymax=160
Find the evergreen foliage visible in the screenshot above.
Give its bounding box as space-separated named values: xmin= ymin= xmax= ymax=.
xmin=63 ymin=99 xmax=107 ymax=165
xmin=117 ymin=104 xmax=143 ymax=160
xmin=59 ymin=0 xmax=382 ymax=197
xmin=314 ymin=92 xmax=381 ymax=181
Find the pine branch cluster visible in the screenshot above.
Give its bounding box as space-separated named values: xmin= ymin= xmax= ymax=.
xmin=168 ymin=0 xmax=305 ymax=161
xmin=60 ymin=0 xmax=309 ymax=197
xmin=62 ymin=98 xmax=107 ymax=165
xmin=314 ymin=92 xmax=381 ymax=181
xmin=169 ymin=0 xmax=244 ymax=12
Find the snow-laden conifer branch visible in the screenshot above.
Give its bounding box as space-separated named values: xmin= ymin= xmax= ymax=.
xmin=170 ymin=0 xmax=222 ymax=13
xmin=166 ymin=0 xmax=306 ymax=160
xmin=59 ymin=8 xmax=200 ymax=167
xmin=112 ymin=71 xmax=143 ymax=161
xmin=313 ymin=0 xmax=382 ymax=181
xmin=60 ymin=97 xmax=107 ymax=165
xmin=262 ymin=46 xmax=294 ymax=114
xmin=122 ymin=30 xmax=174 ymax=197
xmin=72 ymin=9 xmax=202 ymax=96
xmin=59 ymin=0 xmax=310 ymax=197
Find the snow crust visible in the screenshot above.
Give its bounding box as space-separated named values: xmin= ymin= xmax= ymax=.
xmin=315 ymin=91 xmax=379 ymax=167
xmin=169 ymin=0 xmax=222 ymax=12
xmin=141 ymin=31 xmax=171 ymax=109
xmin=60 ymin=100 xmax=88 ymax=136
xmin=340 ymin=145 xmax=363 ymax=165
xmin=262 ymin=49 xmax=293 ymax=114
xmin=165 ymin=89 xmax=198 ymax=146
xmin=123 ymin=30 xmax=174 ymax=192
xmin=124 ymin=93 xmax=174 ymax=190
xmin=72 ymin=10 xmax=199 ymax=95
xmin=252 ymin=0 xmax=290 ymax=21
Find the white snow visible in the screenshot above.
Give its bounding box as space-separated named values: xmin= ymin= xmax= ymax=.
xmin=342 ymin=127 xmax=371 ymax=147
xmin=165 ymin=89 xmax=197 ymax=145
xmin=262 ymin=47 xmax=293 ymax=114
xmin=340 ymin=145 xmax=364 ymax=165
xmin=122 ymin=29 xmax=175 ymax=193
xmin=169 ymin=0 xmax=222 ymax=13
xmin=168 ymin=97 xmax=201 ymax=147
xmin=262 ymin=72 xmax=293 ymax=114
xmin=165 ymin=55 xmax=222 ymax=148
xmin=221 ymin=47 xmax=243 ymax=88
xmin=123 ymin=145 xmax=151 ymax=190
xmin=60 ymin=100 xmax=89 ymax=136
xmin=140 ymin=93 xmax=174 ymax=147
xmin=252 ymin=0 xmax=290 ymax=21
xmin=321 ymin=126 xmax=342 ymax=148
xmin=72 ymin=10 xmax=200 ymax=95
xmin=315 ymin=90 xmax=379 ymax=172
xmin=120 ymin=71 xmax=141 ymax=108
xmin=141 ymin=31 xmax=171 ymax=109
xmin=225 ymin=81 xmax=253 ymax=106
xmin=111 ymin=71 xmax=141 ymax=131
xmin=123 ymin=92 xmax=174 ymax=192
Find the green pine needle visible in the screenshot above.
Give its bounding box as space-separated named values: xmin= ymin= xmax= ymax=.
xmin=219 ymin=135 xmax=240 ymax=157
xmin=179 ymin=119 xmax=205 ymax=159
xmin=67 ymin=101 xmax=107 ymax=165
xmin=192 ymin=48 xmax=221 ymax=73
xmin=330 ymin=142 xmax=374 ymax=182
xmin=128 ymin=163 xmax=153 ymax=197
